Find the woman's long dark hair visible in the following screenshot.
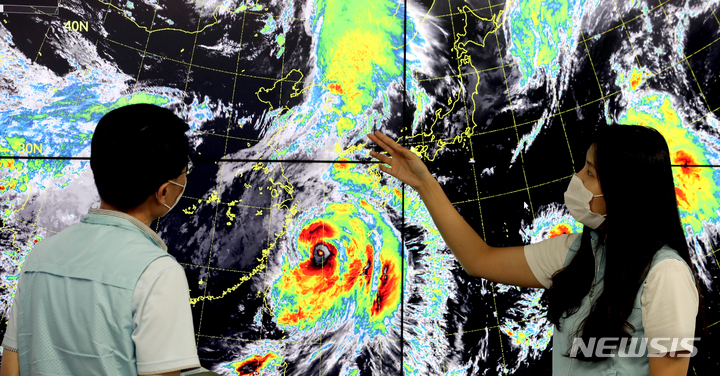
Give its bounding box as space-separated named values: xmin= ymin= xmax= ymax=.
xmin=543 ymin=124 xmax=707 ymax=361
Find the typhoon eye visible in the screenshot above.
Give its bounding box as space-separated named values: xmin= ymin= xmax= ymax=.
xmin=312 ymin=243 xmax=332 ymax=267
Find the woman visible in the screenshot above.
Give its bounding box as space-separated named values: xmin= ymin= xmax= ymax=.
xmin=368 ymin=125 xmax=705 ymax=376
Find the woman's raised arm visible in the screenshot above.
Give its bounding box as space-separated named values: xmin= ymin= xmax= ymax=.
xmin=367 ymin=131 xmax=543 ymax=288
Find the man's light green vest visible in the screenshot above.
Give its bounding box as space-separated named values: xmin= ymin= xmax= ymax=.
xmin=553 ymin=230 xmax=694 ymax=375
xmin=15 ymin=213 xmax=171 ymax=375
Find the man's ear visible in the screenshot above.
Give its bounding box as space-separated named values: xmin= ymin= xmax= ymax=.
xmin=155 ymin=182 xmax=171 ymax=205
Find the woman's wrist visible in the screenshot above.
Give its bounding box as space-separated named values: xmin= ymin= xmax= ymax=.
xmin=414 ymin=174 xmax=439 ymax=197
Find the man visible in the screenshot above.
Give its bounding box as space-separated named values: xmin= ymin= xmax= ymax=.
xmin=0 ymin=104 xmax=209 ymax=375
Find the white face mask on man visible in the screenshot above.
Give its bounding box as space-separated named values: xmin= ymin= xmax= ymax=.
xmin=563 ymin=175 xmax=606 ymax=229
xmin=156 ymin=179 xmax=186 ymax=216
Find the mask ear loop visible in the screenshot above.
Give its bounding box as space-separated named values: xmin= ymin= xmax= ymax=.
xmin=155 ymin=180 xmax=187 ymax=210
xmin=591 ymin=194 xmax=606 ymax=217
xmin=154 ymin=192 xmax=172 ymax=210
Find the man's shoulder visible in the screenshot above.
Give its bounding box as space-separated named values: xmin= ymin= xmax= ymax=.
xmin=136 ymin=256 xmax=184 ymax=289
xmin=143 ymin=255 xmax=182 ymax=276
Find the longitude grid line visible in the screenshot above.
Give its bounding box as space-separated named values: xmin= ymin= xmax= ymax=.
xmin=658 ymin=0 xmax=714 ymax=113
xmin=226 ymin=7 xmax=260 ymax=340
xmin=707 ymin=0 xmax=720 ymax=27
xmin=182 ymin=1 xmax=208 ymax=115
xmin=321 ymin=157 xmax=326 ymax=375
xmin=71 ymin=0 xmax=114 ymax=108
xmin=658 ymin=0 xmax=720 ymax=318
xmin=611 ymin=0 xmax=650 ymax=74
xmin=579 ymin=28 xmax=609 ymax=118
xmin=554 ymin=82 xmax=575 ymax=171
xmin=0 ymin=0 xmax=78 ymax=330
xmin=400 ymin=0 xmax=408 ymax=373
xmin=489 ymin=1 xmax=538 ymax=371
xmin=279 ymin=4 xmax=288 ymax=110
xmin=183 ymin=0 xmax=222 ymax=347
xmin=454 ymin=1 xmax=491 ymax=365
xmin=486 ymin=2 xmax=537 ymax=220
xmin=443 ymin=0 xmax=461 ymax=371
xmin=32 ymin=187 xmax=49 ymax=227
xmin=132 ymin=8 xmax=157 ymax=92
xmin=32 ymin=0 xmax=61 ymax=63
xmin=451 ymin=174 xmax=573 ymax=205
xmin=260 ymin=197 xmax=274 ymax=343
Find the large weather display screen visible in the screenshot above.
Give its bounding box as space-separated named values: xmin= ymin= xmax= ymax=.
xmin=2 ymin=0 xmax=720 ymax=374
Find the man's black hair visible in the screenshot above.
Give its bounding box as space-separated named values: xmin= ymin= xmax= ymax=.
xmin=91 ymin=104 xmax=190 ymax=211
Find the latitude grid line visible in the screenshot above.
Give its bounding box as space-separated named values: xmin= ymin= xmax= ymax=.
xmin=18 ymin=0 xmax=684 ymax=96
xmin=81 ymin=0 xmax=676 ymax=152
xmin=102 ymin=37 xmax=301 ymax=83
xmin=183 ymin=194 xmax=270 ymax=210
xmin=225 ymin=9 xmax=253 ymax=344
xmin=15 ymin=0 xmax=717 ymax=157
xmin=163 ymin=170 xmax=581 ymax=278
xmin=416 ymin=0 xmax=672 ymax=84
xmin=405 ymin=37 xmax=720 ymax=145
xmin=189 ymin=311 xmax=548 ymax=345
xmin=104 ymin=0 xmax=714 ymax=94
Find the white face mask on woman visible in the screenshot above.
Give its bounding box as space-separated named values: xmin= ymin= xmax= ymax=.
xmin=563 ymin=175 xmax=606 ymax=229
xmin=156 ymin=179 xmax=186 ymax=216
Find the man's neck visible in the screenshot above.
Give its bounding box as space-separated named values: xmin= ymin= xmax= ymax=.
xmin=99 ymin=200 xmax=155 ymax=227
